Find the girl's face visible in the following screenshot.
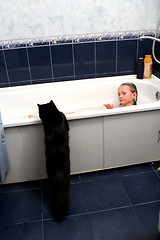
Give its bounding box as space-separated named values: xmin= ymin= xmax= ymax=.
xmin=118 ymin=85 xmax=137 ymax=107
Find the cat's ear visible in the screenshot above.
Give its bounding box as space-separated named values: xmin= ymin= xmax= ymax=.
xmin=50 ymin=100 xmax=53 ymax=104
xmin=37 ymin=104 xmax=40 ymax=107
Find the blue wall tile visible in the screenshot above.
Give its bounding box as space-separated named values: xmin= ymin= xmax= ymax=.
xmin=73 ymin=42 xmax=95 ymax=79
xmin=138 ymin=38 xmax=160 ymax=77
xmin=54 ymin=76 xmax=75 ymax=82
xmin=0 ymin=34 xmax=159 ymax=88
xmin=96 ymin=41 xmax=116 ymax=77
xmin=138 ymin=39 xmax=152 ymax=57
xmin=153 ymin=41 xmax=160 ymax=76
xmin=4 ymin=48 xmax=31 ymax=84
xmin=117 ymin=40 xmax=138 ymax=74
xmin=0 ymin=51 xmax=8 ymax=84
xmin=51 ymin=44 xmax=74 ymax=80
xmin=27 ymin=46 xmax=52 ymax=80
xmin=32 ymin=78 xmax=54 ymax=85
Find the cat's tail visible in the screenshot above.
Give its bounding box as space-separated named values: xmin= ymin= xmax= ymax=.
xmin=51 ymin=172 xmax=70 ymax=222
xmin=53 ymin=191 xmax=70 ymax=222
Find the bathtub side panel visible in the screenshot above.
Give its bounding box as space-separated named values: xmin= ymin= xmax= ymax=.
xmin=69 ymin=117 xmax=103 ymax=173
xmin=4 ymin=124 xmax=47 ymax=184
xmin=4 ymin=117 xmax=104 ymax=183
xmin=134 ymin=111 xmax=160 ymax=162
xmin=104 ymin=114 xmax=137 ymax=168
xmin=104 ymin=110 xmax=160 ymax=169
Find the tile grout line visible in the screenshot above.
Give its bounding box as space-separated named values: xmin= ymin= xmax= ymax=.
xmin=26 ymin=47 xmax=32 ymax=84
xmin=116 ymin=169 xmax=133 ymax=206
xmin=117 ymin=169 xmax=156 ymax=178
xmin=1 ymin=187 xmax=41 ymax=194
xmin=1 ymin=166 xmax=160 ymax=231
xmin=116 ymin=164 xmax=160 ymax=236
xmin=0 ymin=219 xmax=43 ymax=228
xmin=2 ymin=198 xmax=159 ymax=229
xmin=64 ymin=199 xmax=160 ymax=219
xmin=131 ymin=205 xmax=148 ymax=239
xmin=151 ymin=162 xmax=160 ymax=178
xmin=131 ymin=199 xmax=160 ymax=239
xmin=48 ymin=45 xmax=54 ymax=81
xmin=2 ymin=49 xmax=11 ymax=87
xmin=132 ymin=199 xmax=160 ymax=207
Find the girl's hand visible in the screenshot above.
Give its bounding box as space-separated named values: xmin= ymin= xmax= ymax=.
xmin=28 ymin=115 xmax=38 ymax=118
xmin=103 ymin=104 xmax=115 ymax=109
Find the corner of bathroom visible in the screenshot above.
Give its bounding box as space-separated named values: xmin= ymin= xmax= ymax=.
xmin=0 ymin=0 xmax=160 ymax=239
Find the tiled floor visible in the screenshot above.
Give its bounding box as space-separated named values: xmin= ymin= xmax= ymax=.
xmin=0 ymin=161 xmax=160 ymax=240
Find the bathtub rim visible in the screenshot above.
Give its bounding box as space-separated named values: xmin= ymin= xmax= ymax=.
xmin=3 ymin=103 xmax=160 ymax=128
xmin=2 ymin=74 xmax=160 ymax=128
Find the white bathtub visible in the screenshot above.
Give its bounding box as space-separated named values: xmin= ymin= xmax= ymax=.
xmin=1 ymin=74 xmax=160 ymax=183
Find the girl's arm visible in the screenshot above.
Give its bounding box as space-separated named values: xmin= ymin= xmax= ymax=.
xmin=103 ymin=103 xmax=115 ymax=109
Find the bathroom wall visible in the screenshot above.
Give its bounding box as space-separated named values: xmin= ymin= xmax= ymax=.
xmin=0 ymin=0 xmax=160 ymax=88
xmin=153 ymin=41 xmax=160 ymax=77
xmin=0 ymin=0 xmax=160 ymax=40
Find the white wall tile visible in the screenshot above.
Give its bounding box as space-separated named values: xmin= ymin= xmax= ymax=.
xmin=0 ymin=0 xmax=159 ymax=41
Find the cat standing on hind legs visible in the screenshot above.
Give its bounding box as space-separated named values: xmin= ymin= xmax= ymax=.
xmin=38 ymin=100 xmax=70 ymax=222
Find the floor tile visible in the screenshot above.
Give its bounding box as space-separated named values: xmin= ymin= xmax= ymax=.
xmin=152 ymin=161 xmax=160 ymax=177
xmin=42 ymin=182 xmax=88 ymax=219
xmin=83 ymin=177 xmax=130 ymax=212
xmin=117 ymin=163 xmax=153 ymax=176
xmin=0 ymin=189 xmax=42 ymax=226
xmin=42 ymin=174 xmax=81 ymax=186
xmin=152 ymin=161 xmax=160 ymax=171
xmin=134 ymin=201 xmax=160 ymax=240
xmin=0 ymin=221 xmax=42 ymax=240
xmin=89 ymin=207 xmax=146 ymax=240
xmin=43 ymin=215 xmax=93 ymax=240
xmin=120 ymin=172 xmax=160 ymax=205
xmin=67 ymin=183 xmax=88 ymax=216
xmin=1 ymin=180 xmax=41 ymax=193
xmin=1 ymin=162 xmax=160 ymax=240
xmin=42 ymin=187 xmax=53 ymax=219
xmin=80 ymin=169 xmax=117 ymax=182
xmin=157 ymin=171 xmax=160 ymax=177
xmin=41 ymin=179 xmax=49 ymax=188
xmin=71 ymin=174 xmax=81 ymax=184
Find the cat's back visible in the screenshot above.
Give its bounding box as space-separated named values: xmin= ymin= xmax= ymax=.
xmin=45 ymin=112 xmax=69 ymax=146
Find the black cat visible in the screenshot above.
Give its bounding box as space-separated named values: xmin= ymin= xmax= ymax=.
xmin=38 ymin=100 xmax=70 ymax=222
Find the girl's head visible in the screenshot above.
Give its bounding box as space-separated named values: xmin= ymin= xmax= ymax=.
xmin=118 ymin=83 xmax=137 ymax=107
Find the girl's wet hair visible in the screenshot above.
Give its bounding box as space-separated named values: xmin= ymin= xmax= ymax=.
xmin=120 ymin=82 xmax=138 ymax=105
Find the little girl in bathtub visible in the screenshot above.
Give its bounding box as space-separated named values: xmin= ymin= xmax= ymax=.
xmin=28 ymin=82 xmax=137 ymax=118
xmin=104 ymin=82 xmax=137 ymax=109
